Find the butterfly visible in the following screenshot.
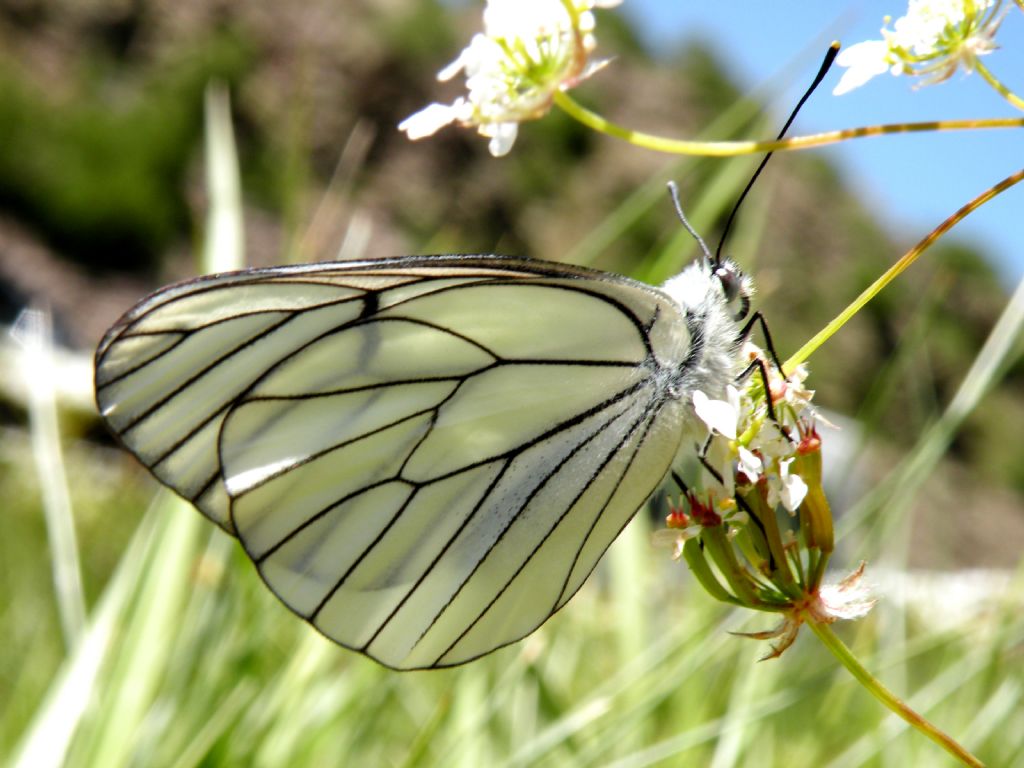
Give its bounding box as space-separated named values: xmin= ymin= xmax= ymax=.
xmin=94 ymin=250 xmax=752 ymax=670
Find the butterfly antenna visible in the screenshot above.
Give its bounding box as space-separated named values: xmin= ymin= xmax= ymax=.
xmin=667 ymin=180 xmax=714 ymax=266
xmin=714 ymin=42 xmax=840 ymax=264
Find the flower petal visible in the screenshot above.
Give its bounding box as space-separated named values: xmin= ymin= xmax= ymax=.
xmin=777 ymin=457 xmax=808 ymax=512
xmin=737 ymin=446 xmax=763 ymax=480
xmin=693 ymin=390 xmax=738 ymax=440
xmin=833 ymin=40 xmax=891 ymax=95
xmin=652 ymin=528 xmax=696 ymax=560
xmin=398 ymin=100 xmax=467 ymax=139
xmin=483 ymin=122 xmax=519 ymax=156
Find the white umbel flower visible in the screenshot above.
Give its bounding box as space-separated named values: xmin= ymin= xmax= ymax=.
xmin=399 ymin=0 xmax=621 ymax=156
xmin=833 ymin=0 xmax=1003 ymax=94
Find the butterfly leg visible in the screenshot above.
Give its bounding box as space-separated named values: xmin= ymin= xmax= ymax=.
xmin=734 ymin=355 xmax=781 ymax=427
xmin=670 ymin=469 xmax=691 ymax=496
xmin=736 ymin=311 xmax=782 ymax=372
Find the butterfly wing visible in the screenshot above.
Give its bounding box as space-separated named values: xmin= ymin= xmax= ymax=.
xmin=95 ymin=255 xmax=695 ymax=668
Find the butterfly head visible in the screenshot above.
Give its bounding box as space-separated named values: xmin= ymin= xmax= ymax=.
xmin=711 ymin=257 xmax=753 ymax=321
xmin=661 ymin=256 xmax=753 ymax=325
xmin=662 ymin=183 xmax=753 ymax=323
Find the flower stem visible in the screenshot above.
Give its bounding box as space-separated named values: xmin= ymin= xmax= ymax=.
xmin=806 ymin=621 xmax=984 ymax=767
xmin=553 ymin=91 xmax=1024 ymax=156
xmin=972 ymin=59 xmax=1024 ymax=111
xmin=783 ymin=166 xmax=1024 ymax=372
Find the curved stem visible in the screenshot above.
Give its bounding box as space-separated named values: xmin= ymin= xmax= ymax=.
xmin=806 ymin=621 xmax=984 ymax=767
xmin=784 ymin=166 xmax=1024 ymax=372
xmin=553 ymin=91 xmax=1024 ymax=157
xmin=972 ymin=59 xmax=1024 ymax=111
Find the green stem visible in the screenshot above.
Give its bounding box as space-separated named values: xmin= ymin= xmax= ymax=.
xmin=701 ymin=527 xmax=764 ymax=606
xmin=807 ymin=550 xmax=829 ymax=593
xmin=972 ymin=59 xmax=1024 ymax=111
xmin=683 ymin=537 xmax=742 ymax=605
xmin=806 ymin=621 xmax=984 ymax=767
xmin=552 ymin=91 xmax=1024 ymax=157
xmin=784 ymin=166 xmax=1024 ymax=372
xmin=741 ymin=492 xmax=794 ymax=589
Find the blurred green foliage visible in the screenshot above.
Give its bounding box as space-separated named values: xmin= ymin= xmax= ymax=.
xmin=0 ymin=30 xmax=250 ymax=270
xmin=3 ymin=435 xmax=1022 ymax=767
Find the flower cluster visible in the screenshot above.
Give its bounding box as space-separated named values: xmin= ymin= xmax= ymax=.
xmin=399 ymin=0 xmax=620 ymax=156
xmin=692 ymin=342 xmax=816 ymax=512
xmin=833 ymin=0 xmax=1006 ymax=94
xmin=654 ymin=341 xmax=823 ymax=555
xmin=655 ymin=341 xmax=873 ymax=657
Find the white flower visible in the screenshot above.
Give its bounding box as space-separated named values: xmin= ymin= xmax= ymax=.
xmin=652 ymin=527 xmax=698 ymax=560
xmin=693 ymin=385 xmax=741 ymax=440
xmin=686 ymin=342 xmax=822 ymax=537
xmin=399 ymin=0 xmax=620 ymax=156
xmin=773 ymin=457 xmax=809 ymax=513
xmin=889 ymin=0 xmax=993 ymax=53
xmin=833 ymin=0 xmax=1003 ymax=94
xmin=737 ymin=446 xmax=763 ymax=482
xmin=703 ymin=434 xmax=736 ymax=496
xmin=692 ymin=345 xmax=818 ymax=501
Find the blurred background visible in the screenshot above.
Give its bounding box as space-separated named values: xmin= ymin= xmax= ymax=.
xmin=2 ymin=1 xmax=1022 ymax=766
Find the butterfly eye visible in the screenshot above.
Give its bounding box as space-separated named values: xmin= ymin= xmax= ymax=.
xmin=713 ymin=260 xmax=752 ymax=321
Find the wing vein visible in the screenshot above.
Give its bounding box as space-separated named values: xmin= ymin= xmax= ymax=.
xmin=362 ymin=377 xmax=658 ymax=659
xmin=430 ymin=395 xmax=656 ymax=664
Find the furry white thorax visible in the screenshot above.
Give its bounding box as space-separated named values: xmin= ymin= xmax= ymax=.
xmin=660 ymin=259 xmax=722 ymax=314
xmin=660 ymin=259 xmax=747 ymax=406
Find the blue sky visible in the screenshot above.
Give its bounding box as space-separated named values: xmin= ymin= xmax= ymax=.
xmin=617 ymin=2 xmax=1024 ymax=286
